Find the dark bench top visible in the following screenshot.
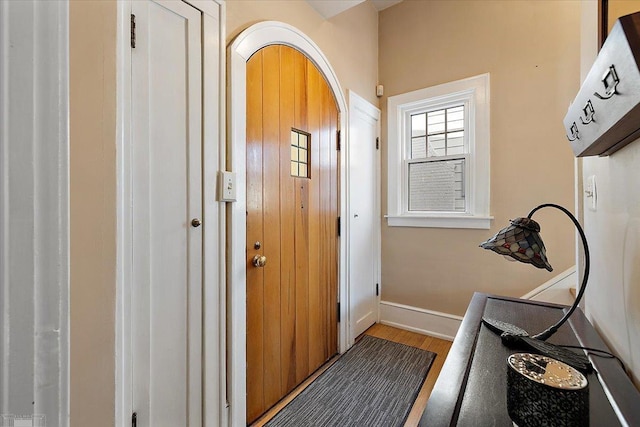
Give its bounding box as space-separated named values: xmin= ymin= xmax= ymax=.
xmin=420 ymin=292 xmax=640 ymax=426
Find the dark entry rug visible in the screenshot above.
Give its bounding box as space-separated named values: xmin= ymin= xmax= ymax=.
xmin=265 ymin=335 xmax=436 ymax=427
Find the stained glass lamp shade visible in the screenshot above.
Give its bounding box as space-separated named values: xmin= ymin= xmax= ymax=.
xmin=480 ymin=217 xmax=552 ymax=272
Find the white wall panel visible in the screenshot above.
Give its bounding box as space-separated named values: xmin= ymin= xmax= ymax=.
xmin=0 ymin=1 xmax=69 ymax=426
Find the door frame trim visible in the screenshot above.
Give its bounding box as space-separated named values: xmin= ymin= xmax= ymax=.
xmin=228 ymin=21 xmax=349 ymax=426
xmin=114 ymin=1 xmax=226 ymax=426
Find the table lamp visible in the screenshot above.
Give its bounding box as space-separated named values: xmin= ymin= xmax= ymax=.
xmin=479 ymin=203 xmax=592 ymax=372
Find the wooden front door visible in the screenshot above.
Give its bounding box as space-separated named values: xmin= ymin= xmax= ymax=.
xmin=246 ymin=45 xmax=339 ymax=423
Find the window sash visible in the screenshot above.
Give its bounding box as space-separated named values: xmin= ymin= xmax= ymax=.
xmin=404 ymin=102 xmax=470 ymax=160
xmin=404 ymin=103 xmax=470 ymax=214
xmin=404 ymin=154 xmax=469 ymax=214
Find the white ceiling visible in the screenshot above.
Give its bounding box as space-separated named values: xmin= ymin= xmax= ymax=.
xmin=371 ymin=0 xmax=403 ymax=12
xmin=306 ymin=0 xmax=403 ymax=19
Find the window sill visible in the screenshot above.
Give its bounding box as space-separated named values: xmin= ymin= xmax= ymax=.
xmin=385 ymin=214 xmax=493 ymax=229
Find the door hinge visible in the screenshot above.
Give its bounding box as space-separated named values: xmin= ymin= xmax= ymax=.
xmin=337 ymin=302 xmax=341 ymax=323
xmin=376 ymin=137 xmax=379 ymax=150
xmin=376 ymin=283 xmax=379 ymax=296
xmin=130 ymin=14 xmax=136 ymax=48
xmin=337 ymin=216 xmax=341 ymax=237
xmin=132 ymin=412 xmax=137 ymax=427
xmin=336 ymin=130 xmax=341 ymax=151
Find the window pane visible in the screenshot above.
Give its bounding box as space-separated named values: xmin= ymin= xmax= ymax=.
xmin=428 ymin=134 xmax=445 ymax=157
xmin=291 ymin=129 xmax=311 ymax=178
xmin=448 ymin=118 xmax=464 ymax=132
xmin=408 ymin=158 xmax=465 ymax=212
xmin=427 ymin=110 xmax=445 ymax=134
xmin=447 ymin=106 xmax=464 ymax=132
xmin=411 ymin=113 xmax=426 ymax=137
xmin=447 ymin=146 xmax=465 ymax=156
xmin=447 ymin=130 xmax=464 ymax=155
xmin=447 ymin=106 xmax=464 ymax=119
xmin=411 ymin=137 xmax=427 ymax=159
xmin=447 ymin=131 xmax=464 ymax=147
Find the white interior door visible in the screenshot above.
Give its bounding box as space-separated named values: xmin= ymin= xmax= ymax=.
xmin=131 ymin=1 xmax=202 ymax=426
xmin=348 ymin=91 xmax=381 ymax=340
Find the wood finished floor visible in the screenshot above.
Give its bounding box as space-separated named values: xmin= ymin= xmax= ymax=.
xmin=250 ymin=323 xmax=453 ymax=427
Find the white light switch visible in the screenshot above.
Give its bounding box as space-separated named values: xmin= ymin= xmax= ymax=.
xmin=219 ymin=171 xmax=236 ymax=202
xmin=585 ymin=175 xmax=597 ymax=211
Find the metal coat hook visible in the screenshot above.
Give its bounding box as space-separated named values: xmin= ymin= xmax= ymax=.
xmin=580 ymin=100 xmax=595 ymax=125
xmin=594 ymin=64 xmax=620 ymax=100
xmin=566 ymin=122 xmax=580 ymax=142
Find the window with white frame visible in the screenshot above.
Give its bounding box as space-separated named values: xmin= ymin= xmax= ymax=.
xmin=387 ymin=74 xmax=492 ymax=229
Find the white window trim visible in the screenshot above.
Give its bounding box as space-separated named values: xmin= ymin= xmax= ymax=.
xmin=387 ymin=73 xmax=492 ymax=229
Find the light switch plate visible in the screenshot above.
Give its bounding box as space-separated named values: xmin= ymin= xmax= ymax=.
xmin=585 ymin=175 xmax=597 ymax=211
xmin=219 ymin=171 xmax=236 ymax=202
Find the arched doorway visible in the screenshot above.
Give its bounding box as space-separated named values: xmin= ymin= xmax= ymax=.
xmin=228 ymin=21 xmax=349 ymax=426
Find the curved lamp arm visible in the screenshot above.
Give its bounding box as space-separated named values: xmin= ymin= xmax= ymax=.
xmin=526 ymin=203 xmax=590 ymax=340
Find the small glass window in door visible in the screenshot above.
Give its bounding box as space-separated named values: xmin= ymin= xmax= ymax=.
xmin=291 ymin=129 xmax=310 ymax=178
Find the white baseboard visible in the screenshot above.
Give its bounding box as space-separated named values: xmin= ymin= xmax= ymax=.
xmin=379 ymin=301 xmax=463 ymax=341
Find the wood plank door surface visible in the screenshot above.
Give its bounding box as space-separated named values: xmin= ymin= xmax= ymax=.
xmin=246 ymin=45 xmax=339 ymax=424
xmin=131 ymin=1 xmax=203 ymax=426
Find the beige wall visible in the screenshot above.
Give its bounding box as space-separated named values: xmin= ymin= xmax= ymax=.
xmin=69 ymin=1 xmax=117 ymax=425
xmin=607 ymin=0 xmax=640 ymax=31
xmin=226 ymin=0 xmax=380 ymax=106
xmin=582 ymin=0 xmax=640 ymax=389
xmin=379 ymin=0 xmax=581 ymax=316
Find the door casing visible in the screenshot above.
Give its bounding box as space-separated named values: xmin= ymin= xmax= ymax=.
xmin=228 ymin=22 xmax=350 ymax=426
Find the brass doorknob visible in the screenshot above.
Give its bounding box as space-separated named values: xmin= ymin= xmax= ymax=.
xmin=252 ymin=254 xmax=267 ymax=267
xmin=191 ymin=218 xmax=202 ymax=227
